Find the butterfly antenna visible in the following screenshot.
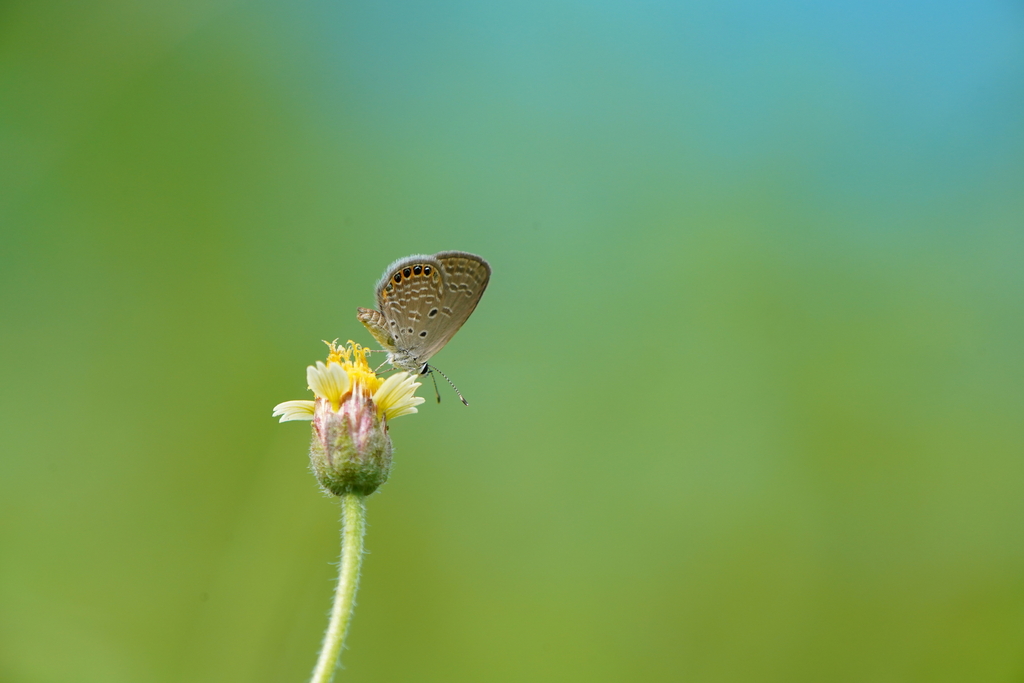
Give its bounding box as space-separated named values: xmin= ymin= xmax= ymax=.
xmin=427 ymin=364 xmax=469 ymax=406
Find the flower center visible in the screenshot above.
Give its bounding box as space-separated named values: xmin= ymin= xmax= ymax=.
xmin=325 ymin=340 xmax=383 ymax=396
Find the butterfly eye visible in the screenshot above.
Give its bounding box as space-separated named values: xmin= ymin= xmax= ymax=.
xmin=394 ymin=273 xmax=402 ymax=284
xmin=403 ymin=268 xmax=412 ymax=278
xmin=385 ymin=283 xmax=393 ymax=292
xmin=428 ymin=308 xmax=438 ymax=318
xmin=413 ymin=265 xmax=422 ymax=275
xmin=423 ymin=266 xmax=431 ymax=276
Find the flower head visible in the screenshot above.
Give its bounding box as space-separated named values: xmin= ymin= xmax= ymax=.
xmin=272 ymin=341 xmax=424 ymax=495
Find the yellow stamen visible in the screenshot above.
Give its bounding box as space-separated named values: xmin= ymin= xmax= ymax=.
xmin=322 ymin=340 xmax=383 ymax=395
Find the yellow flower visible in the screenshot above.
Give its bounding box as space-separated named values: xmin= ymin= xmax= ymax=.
xmin=272 ymin=341 xmax=424 ymax=422
xmin=272 ymin=341 xmax=424 ymax=496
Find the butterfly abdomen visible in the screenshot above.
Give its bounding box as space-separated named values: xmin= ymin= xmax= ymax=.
xmin=357 ymin=307 xmax=396 ymax=352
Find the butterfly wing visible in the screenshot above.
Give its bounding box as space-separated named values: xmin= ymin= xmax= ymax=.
xmin=372 ymin=251 xmax=490 ymax=365
xmin=419 ymin=251 xmax=491 ymax=359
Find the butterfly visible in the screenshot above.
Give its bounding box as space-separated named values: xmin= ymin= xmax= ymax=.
xmin=357 ymin=251 xmax=490 ymax=402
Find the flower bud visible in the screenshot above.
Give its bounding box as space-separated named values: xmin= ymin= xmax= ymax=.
xmin=310 ymin=382 xmax=392 ymax=496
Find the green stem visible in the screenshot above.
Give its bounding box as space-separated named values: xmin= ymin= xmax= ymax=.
xmin=310 ymin=492 xmax=366 ymax=683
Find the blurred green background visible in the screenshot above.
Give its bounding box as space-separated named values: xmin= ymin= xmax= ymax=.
xmin=2 ymin=2 xmax=1023 ymax=681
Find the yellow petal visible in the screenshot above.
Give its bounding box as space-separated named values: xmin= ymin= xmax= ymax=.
xmin=307 ymin=361 xmax=351 ymax=409
xmin=272 ymin=400 xmax=316 ymax=422
xmin=373 ymin=372 xmax=425 ymax=420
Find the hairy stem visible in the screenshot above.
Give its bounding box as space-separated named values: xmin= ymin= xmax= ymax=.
xmin=310 ymin=492 xmax=366 ymax=683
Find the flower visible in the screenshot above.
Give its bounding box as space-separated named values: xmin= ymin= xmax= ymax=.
xmin=272 ymin=341 xmax=424 ymax=495
xmin=273 ymin=341 xmax=424 ymax=422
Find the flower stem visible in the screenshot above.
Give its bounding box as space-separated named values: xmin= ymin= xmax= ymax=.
xmin=310 ymin=492 xmax=366 ymax=683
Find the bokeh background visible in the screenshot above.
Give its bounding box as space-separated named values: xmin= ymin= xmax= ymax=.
xmin=2 ymin=2 xmax=1023 ymax=681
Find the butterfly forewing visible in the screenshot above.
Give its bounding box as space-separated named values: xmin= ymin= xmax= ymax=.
xmin=370 ymin=251 xmax=490 ymax=367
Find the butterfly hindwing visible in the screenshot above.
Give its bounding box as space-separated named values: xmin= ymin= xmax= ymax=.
xmin=367 ymin=251 xmax=490 ymax=369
